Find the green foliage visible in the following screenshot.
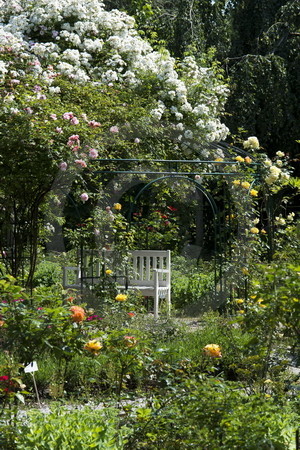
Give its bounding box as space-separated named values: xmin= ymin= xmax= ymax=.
xmin=0 ymin=277 xmax=86 ymax=362
xmin=33 ymin=260 xmax=62 ymax=287
xmin=247 ymin=262 xmax=300 ymax=343
xmin=171 ymin=257 xmax=215 ymax=310
xmin=15 ymin=406 xmax=128 ymax=449
xmin=126 ymin=377 xmax=296 ymax=449
xmin=225 ymin=54 xmax=293 ymax=155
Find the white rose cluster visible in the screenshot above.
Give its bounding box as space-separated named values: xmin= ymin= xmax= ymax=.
xmin=243 ymin=136 xmax=260 ymax=150
xmin=0 ymin=0 xmax=230 ymax=155
xmin=264 ymin=158 xmax=290 ymax=186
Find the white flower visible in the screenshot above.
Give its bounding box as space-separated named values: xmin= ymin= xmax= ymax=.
xmin=0 ymin=0 xmax=230 ymax=156
xmin=269 ymin=166 xmax=281 ymax=177
xmin=276 ymin=151 xmax=285 ymax=157
xmin=264 ymin=160 xmax=272 ymax=167
xmin=280 ymin=172 xmax=290 ymax=181
xmin=275 ymin=216 xmax=286 ymax=226
xmin=45 ymin=223 xmax=55 ymax=233
xmin=287 ymin=212 xmax=295 ymax=222
xmin=49 ymin=86 xmax=61 ymax=94
xmin=243 ymin=136 xmax=260 ymax=150
xmin=184 ymin=130 xmax=193 ymax=140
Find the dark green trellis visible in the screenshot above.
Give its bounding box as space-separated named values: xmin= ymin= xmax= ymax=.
xmin=77 ymin=142 xmax=263 ymax=306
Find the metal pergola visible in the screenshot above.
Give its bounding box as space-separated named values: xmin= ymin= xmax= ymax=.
xmin=71 ymin=142 xmax=263 ymax=309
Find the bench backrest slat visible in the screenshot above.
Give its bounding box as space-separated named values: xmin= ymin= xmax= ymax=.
xmin=125 ymin=250 xmax=170 ymax=287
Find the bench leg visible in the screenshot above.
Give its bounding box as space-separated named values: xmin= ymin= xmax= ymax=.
xmin=154 ymin=295 xmax=159 ymax=320
xmin=166 ymin=290 xmax=171 ymax=317
xmin=154 ymin=270 xmax=159 ymax=320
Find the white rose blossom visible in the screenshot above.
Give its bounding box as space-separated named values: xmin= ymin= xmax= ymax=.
xmin=0 ymin=0 xmax=230 ymax=155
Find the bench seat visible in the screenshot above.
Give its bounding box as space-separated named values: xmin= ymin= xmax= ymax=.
xmin=63 ymin=250 xmax=171 ymax=319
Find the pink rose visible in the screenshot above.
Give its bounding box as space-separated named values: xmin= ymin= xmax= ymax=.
xmin=70 ymin=117 xmax=79 ymax=125
xmin=59 ymin=162 xmax=68 ymax=171
xmin=69 ymin=134 xmax=79 ymax=141
xmin=80 ymin=193 xmax=89 ymax=203
xmin=63 ymin=112 xmax=74 ymax=120
xmin=110 ymin=126 xmax=119 ymax=133
xmin=88 ymin=120 xmax=101 ymax=128
xmin=50 ymin=114 xmax=57 ymax=120
xmin=89 ymin=148 xmax=98 ymax=159
xmin=55 ymin=127 xmax=63 ymax=133
xmin=75 ymin=159 xmax=87 ymax=168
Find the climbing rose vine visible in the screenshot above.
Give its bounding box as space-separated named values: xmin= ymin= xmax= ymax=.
xmin=0 ymin=0 xmax=229 ymax=157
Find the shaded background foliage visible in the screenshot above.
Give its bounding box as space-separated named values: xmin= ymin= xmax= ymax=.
xmin=104 ymin=0 xmax=300 ymax=166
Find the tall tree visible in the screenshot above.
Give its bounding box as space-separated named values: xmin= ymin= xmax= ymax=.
xmin=225 ymin=0 xmax=300 ymax=162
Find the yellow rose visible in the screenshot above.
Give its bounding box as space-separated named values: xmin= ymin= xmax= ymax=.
xmin=203 ymin=344 xmax=222 ymax=358
xmin=113 ymin=203 xmax=122 ymax=211
xmin=250 ymin=189 xmax=258 ymax=197
xmin=105 ymin=269 xmax=113 ymax=275
xmin=214 ymin=157 xmax=223 ymax=162
xmin=115 ymin=293 xmax=128 ymax=302
xmin=235 ymin=156 xmax=244 ymax=162
xmin=232 ymin=179 xmax=240 ymax=186
xmin=84 ymin=339 xmax=103 ymax=355
xmin=235 ymin=298 xmax=244 ymax=304
xmin=250 ymin=227 xmax=259 ymax=234
xmin=241 ymin=181 xmax=250 ymax=189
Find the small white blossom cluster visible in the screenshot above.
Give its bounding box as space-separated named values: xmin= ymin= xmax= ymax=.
xmin=263 ymin=151 xmax=290 ymax=185
xmin=243 ymin=136 xmax=260 ymax=150
xmin=0 ymin=0 xmax=229 ymax=155
xmin=275 ymin=212 xmax=295 ymax=226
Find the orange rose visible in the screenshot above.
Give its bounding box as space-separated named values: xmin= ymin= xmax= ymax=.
xmin=124 ymin=336 xmax=137 ymax=348
xmin=70 ymin=305 xmax=85 ymax=322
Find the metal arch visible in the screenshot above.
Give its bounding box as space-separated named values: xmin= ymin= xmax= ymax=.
xmin=128 ymin=175 xmax=219 ymax=221
xmin=127 ymin=174 xmax=222 ymax=301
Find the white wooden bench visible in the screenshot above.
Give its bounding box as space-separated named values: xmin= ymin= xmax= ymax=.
xmin=63 ymin=250 xmax=171 ymax=319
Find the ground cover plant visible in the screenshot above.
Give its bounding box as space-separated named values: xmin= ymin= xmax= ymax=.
xmin=0 ymin=0 xmax=300 ymax=449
